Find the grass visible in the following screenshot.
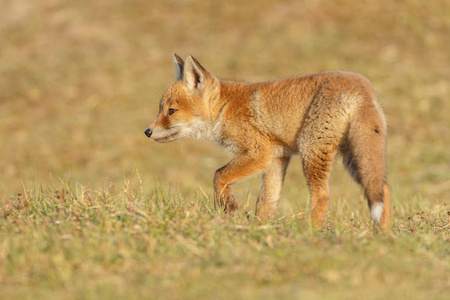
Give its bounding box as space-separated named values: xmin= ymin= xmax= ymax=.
xmin=1 ymin=179 xmax=448 ymax=299
xmin=1 ymin=0 xmax=450 ymax=299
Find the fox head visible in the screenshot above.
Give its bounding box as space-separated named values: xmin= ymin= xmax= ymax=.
xmin=145 ymin=54 xmax=221 ymax=143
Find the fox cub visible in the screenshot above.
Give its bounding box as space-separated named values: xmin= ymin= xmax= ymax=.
xmin=145 ymin=54 xmax=391 ymax=230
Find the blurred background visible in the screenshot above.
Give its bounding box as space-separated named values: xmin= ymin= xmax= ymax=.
xmin=1 ymin=0 xmax=449 ymax=213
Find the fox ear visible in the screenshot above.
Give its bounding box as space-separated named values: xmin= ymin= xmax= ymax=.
xmin=183 ymin=55 xmax=211 ymax=91
xmin=173 ymin=53 xmax=184 ymax=80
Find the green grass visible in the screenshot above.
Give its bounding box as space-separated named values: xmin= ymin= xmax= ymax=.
xmin=1 ymin=0 xmax=450 ymax=299
xmin=1 ymin=180 xmax=448 ymax=300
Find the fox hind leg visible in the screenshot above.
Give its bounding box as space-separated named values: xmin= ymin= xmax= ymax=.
xmin=302 ymin=145 xmax=339 ymax=228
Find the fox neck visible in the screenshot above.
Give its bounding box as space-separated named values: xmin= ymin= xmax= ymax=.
xmin=213 ymin=80 xmax=249 ymax=113
xmin=196 ymin=80 xmax=251 ymax=145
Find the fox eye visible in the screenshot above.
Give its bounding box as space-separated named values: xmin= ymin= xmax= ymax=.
xmin=168 ymin=108 xmax=177 ymax=115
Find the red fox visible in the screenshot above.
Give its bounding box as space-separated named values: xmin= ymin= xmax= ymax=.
xmin=145 ymin=54 xmax=391 ymax=231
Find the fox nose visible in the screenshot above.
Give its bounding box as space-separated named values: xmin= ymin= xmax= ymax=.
xmin=144 ymin=128 xmax=152 ymax=138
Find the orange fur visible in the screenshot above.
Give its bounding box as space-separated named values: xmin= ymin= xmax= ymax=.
xmin=145 ymin=54 xmax=391 ymax=230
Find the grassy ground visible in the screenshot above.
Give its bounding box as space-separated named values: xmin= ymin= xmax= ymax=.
xmin=1 ymin=182 xmax=448 ymax=300
xmin=1 ymin=0 xmax=449 ymax=299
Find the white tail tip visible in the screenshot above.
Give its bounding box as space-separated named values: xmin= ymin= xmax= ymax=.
xmin=371 ymin=202 xmax=384 ymax=223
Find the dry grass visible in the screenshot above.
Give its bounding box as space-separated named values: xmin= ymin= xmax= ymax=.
xmin=1 ymin=0 xmax=449 ymax=299
xmin=1 ymin=181 xmax=449 ymax=300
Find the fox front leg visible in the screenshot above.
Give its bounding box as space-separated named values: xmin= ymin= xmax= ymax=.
xmin=255 ymin=157 xmax=291 ymax=218
xmin=213 ymin=165 xmax=238 ymax=213
xmin=214 ymin=153 xmax=270 ymax=213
